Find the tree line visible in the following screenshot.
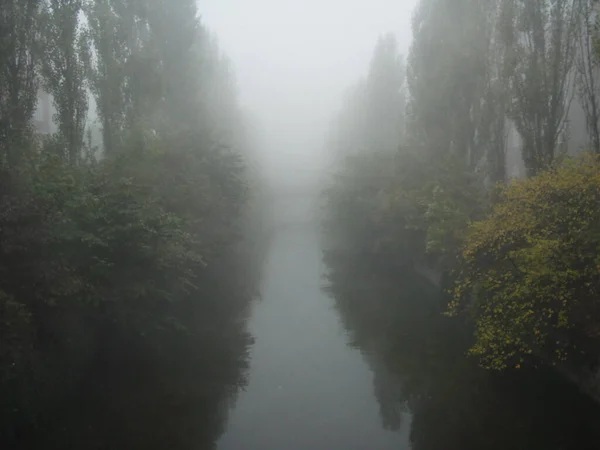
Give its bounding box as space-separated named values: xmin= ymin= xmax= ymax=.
xmin=324 ymin=0 xmax=600 ymax=402
xmin=0 ymin=0 xmax=264 ymax=448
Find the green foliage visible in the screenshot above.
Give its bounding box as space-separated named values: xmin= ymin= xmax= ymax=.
xmin=324 ymin=150 xmax=403 ymax=255
xmin=423 ymin=157 xmax=487 ymax=257
xmin=0 ymin=126 xmax=252 ymax=445
xmin=451 ymin=154 xmax=600 ymax=369
xmin=324 ymin=139 xmax=486 ymax=275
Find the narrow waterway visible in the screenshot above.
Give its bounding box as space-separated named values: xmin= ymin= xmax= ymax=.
xmin=218 ymin=195 xmax=410 ymax=450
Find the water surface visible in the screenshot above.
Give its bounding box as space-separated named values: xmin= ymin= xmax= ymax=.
xmin=218 ymin=196 xmax=409 ymax=450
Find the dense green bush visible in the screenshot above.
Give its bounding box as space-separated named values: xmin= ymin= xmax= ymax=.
xmin=451 ymin=154 xmax=600 ymax=370
xmin=323 ymin=145 xmax=485 ymax=274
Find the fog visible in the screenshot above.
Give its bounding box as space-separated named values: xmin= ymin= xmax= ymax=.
xmin=6 ymin=1 xmax=600 ymax=448
xmin=201 ymin=0 xmax=417 ymax=191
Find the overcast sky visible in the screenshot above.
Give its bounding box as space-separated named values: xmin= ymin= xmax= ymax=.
xmin=199 ymin=0 xmax=419 ymax=186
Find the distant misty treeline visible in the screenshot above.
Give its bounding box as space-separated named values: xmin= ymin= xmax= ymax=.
xmin=329 ymin=1 xmax=600 ymax=180
xmin=324 ymin=0 xmax=600 ymax=407
xmin=0 ymin=1 xmax=267 ymax=448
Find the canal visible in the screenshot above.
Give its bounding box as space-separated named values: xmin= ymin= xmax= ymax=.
xmin=218 ymin=194 xmax=410 ymax=449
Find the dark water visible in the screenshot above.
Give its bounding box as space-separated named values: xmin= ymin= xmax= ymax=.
xmin=324 ymin=250 xmax=600 ymax=450
xmin=4 ymin=244 xmax=253 ymax=450
xmin=218 ymin=196 xmax=410 ymax=449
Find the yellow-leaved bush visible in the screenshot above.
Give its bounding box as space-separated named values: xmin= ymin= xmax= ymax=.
xmin=450 ymin=154 xmax=600 ymax=370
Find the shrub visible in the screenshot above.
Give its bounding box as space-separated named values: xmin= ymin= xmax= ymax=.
xmin=451 ymin=154 xmax=600 ymax=370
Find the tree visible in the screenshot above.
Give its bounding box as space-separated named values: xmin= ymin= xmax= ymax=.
xmin=324 ymin=35 xmax=413 ymax=266
xmin=41 ymin=0 xmax=90 ymax=163
xmin=500 ymin=0 xmax=580 ymax=175
xmin=84 ymin=0 xmax=125 ymax=154
xmin=478 ymin=2 xmax=515 ymax=184
xmin=144 ymin=0 xmax=200 ymax=135
xmin=407 ymin=0 xmax=496 ymax=169
xmin=327 ymin=81 xmax=369 ymax=156
xmin=328 ymin=33 xmax=405 ymax=158
xmin=363 ymin=34 xmax=406 ymax=153
xmin=575 ymin=0 xmax=600 ymax=154
xmin=196 ymin=31 xmax=243 ymax=149
xmin=0 ymin=0 xmax=42 ymax=166
xmin=84 ymin=0 xmax=152 ymax=153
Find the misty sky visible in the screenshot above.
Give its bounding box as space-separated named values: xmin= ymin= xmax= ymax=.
xmin=200 ymin=0 xmax=418 ymax=187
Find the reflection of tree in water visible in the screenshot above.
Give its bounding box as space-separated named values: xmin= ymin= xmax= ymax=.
xmin=323 ymin=250 xmax=600 ymax=450
xmin=368 ymin=352 xmax=406 ymax=431
xmin=14 ymin=253 xmax=257 ymax=450
xmin=323 ymin=251 xmax=413 ymax=431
